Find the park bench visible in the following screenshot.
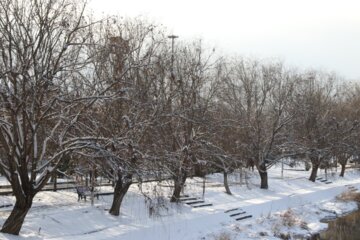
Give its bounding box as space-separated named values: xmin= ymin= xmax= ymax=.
xmin=75 ymin=186 xmax=99 ymax=201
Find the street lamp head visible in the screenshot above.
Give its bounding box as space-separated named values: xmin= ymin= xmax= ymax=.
xmin=168 ymin=35 xmax=179 ymax=39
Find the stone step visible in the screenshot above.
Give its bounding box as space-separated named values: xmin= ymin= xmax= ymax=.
xmin=186 ymin=200 xmax=205 ymax=205
xmin=192 ymin=203 xmax=213 ymax=208
xmin=236 ymin=215 xmax=252 ymax=221
xmin=0 ymin=204 xmax=12 ymax=208
xmin=224 ymin=208 xmax=240 ymax=213
xmin=180 ymin=197 xmax=198 ymax=202
xmin=96 ymin=192 xmax=114 ymax=196
xmin=229 ymin=211 xmax=246 ymax=217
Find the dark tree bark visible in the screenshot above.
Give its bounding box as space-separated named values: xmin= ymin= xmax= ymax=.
xmin=54 ymin=175 xmax=57 ymax=192
xmin=340 ymin=163 xmax=346 ymax=177
xmin=1 ymin=196 xmax=34 ymax=235
xmin=338 ymin=154 xmax=349 ymax=177
xmin=170 ymin=171 xmax=187 ymax=202
xmin=257 ymin=163 xmax=268 ymax=189
xmin=171 ymin=179 xmax=182 ymax=202
xmin=194 ymin=163 xmax=205 ymax=177
xmin=85 ymin=173 xmax=89 ymax=187
xmin=246 ymin=159 xmax=255 ymax=171
xmin=51 ymin=172 xmax=58 ymax=192
xmin=0 ymin=170 xmax=53 ymax=235
xmin=223 ymin=171 xmax=232 ymax=195
xmin=259 ymin=171 xmax=268 ymax=189
xmin=109 ymin=173 xmax=132 ymax=216
xmin=309 ymin=163 xmax=319 ymax=182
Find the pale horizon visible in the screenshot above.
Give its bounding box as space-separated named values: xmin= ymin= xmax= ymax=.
xmin=89 ymin=0 xmax=360 ymax=81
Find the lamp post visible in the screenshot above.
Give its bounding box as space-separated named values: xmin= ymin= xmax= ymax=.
xmin=168 ymin=35 xmax=178 ymax=81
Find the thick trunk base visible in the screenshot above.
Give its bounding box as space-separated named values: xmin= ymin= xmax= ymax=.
xmin=257 ymin=164 xmax=268 ymax=189
xmin=51 ymin=173 xmax=57 ymax=192
xmin=170 ymin=181 xmax=182 ymax=202
xmin=170 ymin=173 xmax=187 ymax=202
xmin=309 ymin=164 xmax=319 ymax=182
xmin=109 ymin=177 xmax=132 ymax=216
xmin=259 ymin=170 xmax=268 ymax=189
xmin=340 ymin=164 xmax=346 ymax=177
xmin=224 ymin=171 xmax=232 ymax=195
xmin=1 ymin=198 xmax=33 ymax=235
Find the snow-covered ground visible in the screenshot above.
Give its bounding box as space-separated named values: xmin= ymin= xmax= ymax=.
xmin=0 ymin=167 xmax=359 ymax=240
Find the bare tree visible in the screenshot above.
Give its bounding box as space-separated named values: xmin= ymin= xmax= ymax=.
xmin=82 ymin=18 xmax=168 ymax=216
xmin=290 ymin=71 xmax=337 ymax=182
xmin=0 ymin=0 xmax=101 ymax=234
xmin=201 ymin=61 xmax=243 ymax=195
xmin=330 ymin=83 xmax=360 ymax=177
xmin=149 ymin=41 xmax=217 ymax=202
xmin=219 ymin=58 xmax=296 ymax=189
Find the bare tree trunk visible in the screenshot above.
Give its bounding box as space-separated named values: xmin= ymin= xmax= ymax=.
xmin=109 ymin=174 xmax=132 ymax=216
xmin=325 ymin=166 xmax=327 ymax=180
xmin=54 ymin=174 xmax=57 ymax=192
xmin=91 ymin=165 xmax=96 ymax=206
xmin=340 ymin=163 xmax=346 ymax=177
xmin=171 ymin=179 xmax=182 ymax=202
xmin=257 ymin=164 xmax=268 ymax=189
xmin=194 ymin=163 xmax=205 ymax=177
xmin=259 ymin=171 xmax=268 ymax=189
xmin=309 ymin=163 xmax=319 ymax=182
xmin=202 ymin=176 xmax=206 ymax=198
xmin=245 ymin=170 xmax=249 ymax=188
xmin=223 ymin=171 xmax=232 ymax=195
xmin=1 ymin=196 xmax=33 ymax=235
xmin=51 ymin=172 xmax=57 ymax=192
xmin=239 ymin=167 xmax=243 ymax=185
xmin=170 ymin=171 xmax=187 ymax=202
xmin=85 ymin=173 xmax=89 ymax=187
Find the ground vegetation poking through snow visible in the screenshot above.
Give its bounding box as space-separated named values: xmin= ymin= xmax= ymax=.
xmin=0 ymin=167 xmax=359 ymax=240
xmin=204 ymin=192 xmax=358 ymax=240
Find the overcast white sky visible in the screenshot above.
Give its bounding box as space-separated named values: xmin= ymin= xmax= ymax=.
xmin=89 ymin=0 xmax=360 ymax=81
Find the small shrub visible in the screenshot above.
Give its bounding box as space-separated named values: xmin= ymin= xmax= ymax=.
xmin=336 ymin=190 xmax=360 ymax=202
xmin=280 ymin=208 xmax=297 ymax=227
xmin=146 ymin=196 xmax=169 ymax=218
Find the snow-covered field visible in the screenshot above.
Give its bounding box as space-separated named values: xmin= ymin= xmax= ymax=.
xmin=0 ymin=167 xmax=359 ymax=240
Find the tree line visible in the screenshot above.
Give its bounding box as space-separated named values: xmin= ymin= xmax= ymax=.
xmin=0 ymin=0 xmax=359 ymax=235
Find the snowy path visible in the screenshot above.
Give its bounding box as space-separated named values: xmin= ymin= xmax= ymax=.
xmin=47 ymin=175 xmax=360 ymax=239
xmin=1 ymin=169 xmax=359 ymax=240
